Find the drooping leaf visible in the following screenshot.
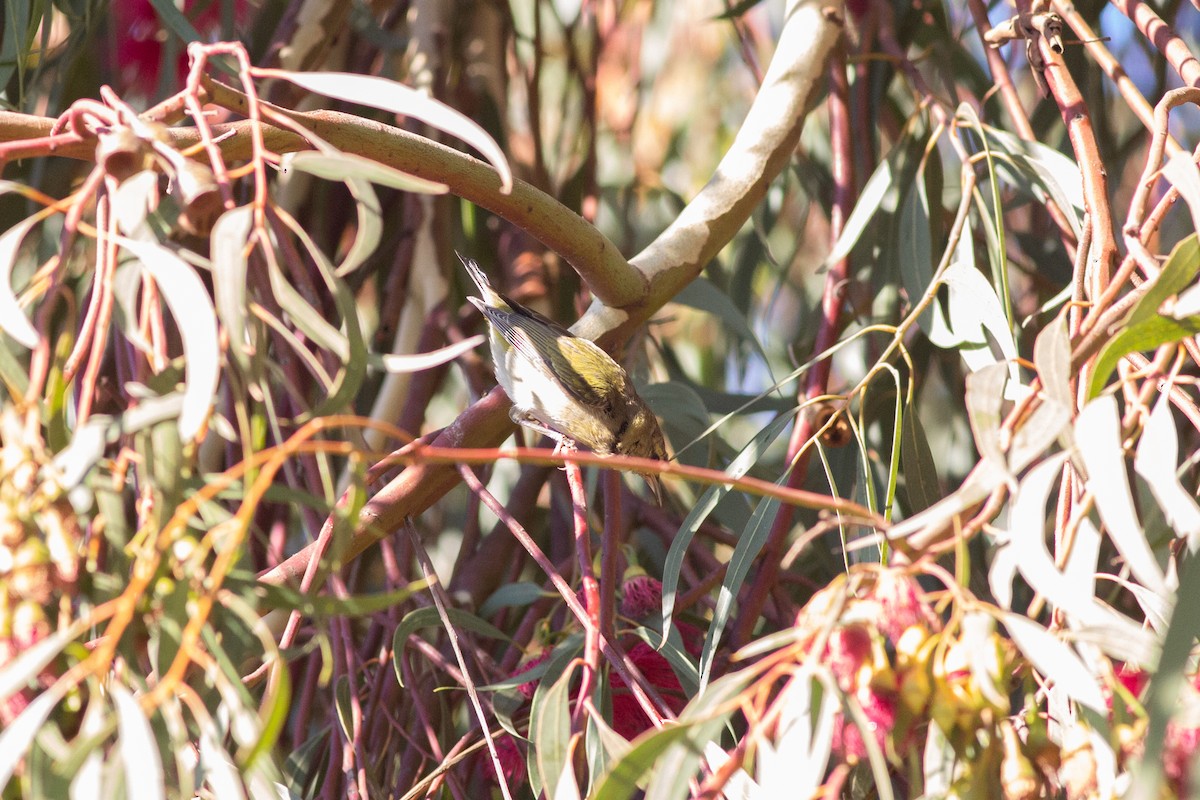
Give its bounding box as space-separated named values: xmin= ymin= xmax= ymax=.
xmin=210 ymin=207 xmax=255 ymax=371
xmin=1001 ymin=613 xmax=1106 ymax=714
xmin=112 ymin=682 xmax=167 ymax=800
xmin=899 ymin=404 xmax=941 ymax=514
xmin=1075 ymin=396 xmax=1167 ymax=595
xmin=392 ymin=605 xmax=510 ymax=687
xmin=0 ymin=213 xmax=44 ymax=348
xmin=759 ymin=668 xmax=836 ymax=797
xmin=268 ymin=70 xmax=513 ymax=193
xmin=698 ymin=488 xmax=781 ymax=690
xmin=122 ymin=239 xmax=220 ymax=441
xmin=1162 ymin=149 xmax=1200 ymax=237
xmin=660 ymin=411 xmax=793 ymax=646
xmin=1088 ymin=235 xmax=1200 ymax=397
xmin=1135 ymin=394 xmax=1200 ymax=551
xmin=530 ymin=661 xmax=579 ymax=800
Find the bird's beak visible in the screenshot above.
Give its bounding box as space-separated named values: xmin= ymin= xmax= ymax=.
xmin=642 ymin=474 xmax=663 ymax=505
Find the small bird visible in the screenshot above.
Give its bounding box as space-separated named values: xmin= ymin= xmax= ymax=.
xmin=462 ymin=255 xmax=667 ymax=493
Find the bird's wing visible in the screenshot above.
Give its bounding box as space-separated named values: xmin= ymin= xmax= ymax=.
xmin=479 ymin=305 xmax=626 ymax=412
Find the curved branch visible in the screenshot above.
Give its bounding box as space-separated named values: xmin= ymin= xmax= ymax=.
xmin=576 ymin=0 xmax=846 ymax=345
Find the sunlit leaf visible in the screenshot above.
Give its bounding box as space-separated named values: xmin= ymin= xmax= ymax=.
xmin=122 ymin=239 xmax=220 ymax=441
xmin=1162 ymin=149 xmax=1200 ymax=236
xmin=1135 ymin=393 xmax=1200 ymax=551
xmin=211 ymin=206 xmax=255 ymax=371
xmin=371 ymin=335 xmax=486 ymax=373
xmin=0 ymin=681 xmax=70 ymax=791
xmin=113 ymin=171 xmax=159 ymax=236
xmin=283 ymin=150 xmax=448 ymax=195
xmin=1033 ymin=313 xmax=1073 ymax=412
xmin=760 ymin=668 xmax=836 ymax=797
xmin=198 ymin=728 xmax=248 ymax=800
xmin=964 ymin=362 xmax=1011 ymax=487
xmin=1075 ymin=396 xmax=1166 ymax=594
xmin=1001 ymin=613 xmax=1106 ymax=713
xmin=0 ymin=214 xmax=43 ymax=348
xmin=112 ymin=682 xmax=166 ymax=800
xmin=267 ymin=70 xmax=513 ymax=193
xmin=928 ymin=261 xmax=1020 ymax=387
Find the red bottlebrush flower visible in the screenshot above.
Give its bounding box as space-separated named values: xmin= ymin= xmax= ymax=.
xmin=865 ymin=571 xmax=939 ymax=645
xmin=831 ymin=686 xmax=897 ymax=762
xmin=824 ymin=624 xmax=872 ymax=692
xmin=1164 ymin=722 xmax=1200 ymax=795
xmin=112 ymin=0 xmax=249 ymax=96
xmin=482 ymin=734 xmax=525 ymax=786
xmin=609 ymin=642 xmax=689 ymax=740
xmin=514 ymin=650 xmax=552 ymax=700
xmin=620 ymin=575 xmax=663 ymax=619
xmin=1115 ymin=665 xmax=1148 ymax=699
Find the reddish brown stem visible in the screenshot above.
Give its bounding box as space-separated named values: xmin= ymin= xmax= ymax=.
xmin=1110 ymin=0 xmax=1200 ymax=88
xmin=734 ymin=49 xmax=856 ymax=647
xmin=565 ymin=458 xmax=600 ymax=731
xmin=1025 ymin=2 xmax=1119 ymax=300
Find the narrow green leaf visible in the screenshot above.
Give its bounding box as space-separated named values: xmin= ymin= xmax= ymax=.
xmin=660 ymin=412 xmax=793 ymax=645
xmin=900 ymin=407 xmax=940 ymax=514
xmin=673 ymin=277 xmax=773 ymax=374
xmin=531 ymin=662 xmax=578 ymax=799
xmin=145 ymin=0 xmax=204 ymax=47
xmin=479 ymin=581 xmax=550 ymax=618
xmin=821 ymin=128 xmax=925 ymax=271
xmin=391 ymin=605 xmax=511 ymax=687
xmin=899 ymin=158 xmax=936 ymax=336
xmin=592 ymin=726 xmax=697 ymax=800
xmin=333 ymin=676 xmax=353 ymax=741
xmin=1088 ymin=234 xmax=1200 ymax=397
xmin=698 ymin=490 xmax=781 ymax=689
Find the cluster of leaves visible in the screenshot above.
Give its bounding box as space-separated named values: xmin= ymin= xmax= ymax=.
xmin=2 ymin=0 xmax=1200 ymax=799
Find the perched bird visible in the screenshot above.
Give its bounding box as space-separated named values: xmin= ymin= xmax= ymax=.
xmin=462 ymin=255 xmax=667 ymax=493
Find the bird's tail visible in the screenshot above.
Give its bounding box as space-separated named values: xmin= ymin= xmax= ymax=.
xmin=457 ymin=253 xmax=497 ymax=302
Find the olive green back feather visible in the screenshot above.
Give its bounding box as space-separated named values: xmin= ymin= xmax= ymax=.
xmin=474 ymin=302 xmax=629 ymax=413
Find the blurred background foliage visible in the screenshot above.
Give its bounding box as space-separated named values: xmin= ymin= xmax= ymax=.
xmin=2 ymin=0 xmax=1200 ymax=798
